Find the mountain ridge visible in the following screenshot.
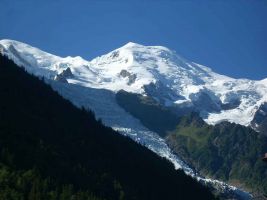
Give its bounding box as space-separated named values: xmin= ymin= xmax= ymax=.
xmin=0 ymin=54 xmax=216 ymax=200
xmin=0 ymin=39 xmax=257 ymax=198
xmin=1 ymin=39 xmax=266 ymax=128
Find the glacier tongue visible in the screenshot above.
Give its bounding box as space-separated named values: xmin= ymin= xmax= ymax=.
xmin=49 ymin=81 xmax=191 ymax=171
xmin=49 ymin=81 xmax=251 ymax=199
xmin=0 ymin=39 xmax=262 ymax=199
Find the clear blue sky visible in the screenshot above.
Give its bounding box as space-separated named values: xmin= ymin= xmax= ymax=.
xmin=1 ymin=0 xmax=266 ymax=80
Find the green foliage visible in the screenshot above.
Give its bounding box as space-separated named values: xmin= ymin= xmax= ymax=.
xmin=166 ymin=114 xmax=267 ymax=194
xmin=0 ymin=164 xmax=101 ymax=200
xmin=108 ymin=74 xmax=267 ymax=196
xmin=0 ymin=55 xmax=215 ymax=200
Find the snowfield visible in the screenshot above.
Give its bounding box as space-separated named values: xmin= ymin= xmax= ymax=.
xmin=1 ymin=39 xmax=261 ymax=199
xmin=1 ymin=39 xmax=266 ymax=127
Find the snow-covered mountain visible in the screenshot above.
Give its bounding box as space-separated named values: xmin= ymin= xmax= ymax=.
xmin=0 ymin=39 xmax=257 ymax=199
xmin=1 ymin=39 xmax=266 ymax=128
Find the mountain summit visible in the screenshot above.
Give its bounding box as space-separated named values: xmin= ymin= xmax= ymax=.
xmin=1 ymin=39 xmax=266 ymax=127
xmin=0 ymin=39 xmax=261 ymax=198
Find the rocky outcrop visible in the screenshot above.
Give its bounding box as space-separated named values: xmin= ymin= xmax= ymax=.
xmin=110 ymin=51 xmax=119 ymax=58
xmin=119 ymin=69 xmax=137 ymax=85
xmin=143 ymin=81 xmax=185 ymax=106
xmin=54 ymin=67 xmax=74 ymax=83
xmin=251 ymin=103 xmax=267 ymax=135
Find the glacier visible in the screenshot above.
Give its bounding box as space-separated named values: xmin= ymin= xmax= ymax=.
xmin=1 ymin=39 xmax=263 ymax=199
xmin=1 ymin=39 xmax=266 ymax=127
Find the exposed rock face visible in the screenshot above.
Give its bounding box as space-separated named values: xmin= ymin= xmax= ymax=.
xmin=128 ymin=74 xmax=137 ymax=85
xmin=120 ymin=69 xmax=131 ymax=78
xmin=119 ymin=69 xmax=137 ymax=85
xmin=190 ymin=90 xmax=221 ymax=113
xmin=54 ymin=67 xmax=74 ymax=83
xmin=111 ymin=51 xmax=119 ymax=58
xmin=62 ymin=67 xmax=74 ymax=78
xmin=1 ymin=39 xmax=267 ymax=127
xmin=251 ymin=102 xmax=267 ymax=135
xmin=143 ymin=81 xmax=186 ymax=106
xmin=54 ymin=74 xmax=68 ymax=83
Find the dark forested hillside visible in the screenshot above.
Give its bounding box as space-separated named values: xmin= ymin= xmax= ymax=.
xmin=0 ymin=55 xmax=215 ymax=200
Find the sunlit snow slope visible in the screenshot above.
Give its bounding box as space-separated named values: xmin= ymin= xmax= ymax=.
xmin=1 ymin=39 xmax=266 ymax=127
xmin=0 ymin=39 xmax=257 ymax=199
xmin=0 ymin=39 xmax=192 ymax=169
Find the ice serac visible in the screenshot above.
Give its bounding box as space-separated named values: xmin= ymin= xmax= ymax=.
xmin=0 ymin=39 xmax=263 ymax=199
xmin=89 ymin=42 xmax=267 ymax=127
xmin=1 ymin=39 xmax=266 ymax=128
